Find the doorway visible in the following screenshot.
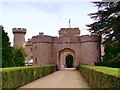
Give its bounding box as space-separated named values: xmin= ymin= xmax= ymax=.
xmin=65 ymin=55 xmax=73 ymax=68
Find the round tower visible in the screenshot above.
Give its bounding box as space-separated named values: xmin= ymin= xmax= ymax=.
xmin=80 ymin=35 xmax=101 ymax=65
xmin=12 ymin=28 xmax=26 ymax=47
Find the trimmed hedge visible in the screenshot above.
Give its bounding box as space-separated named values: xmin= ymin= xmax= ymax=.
xmin=1 ymin=64 xmax=57 ymax=89
xmin=79 ymin=64 xmax=120 ymax=88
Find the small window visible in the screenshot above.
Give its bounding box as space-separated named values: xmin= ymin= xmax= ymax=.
xmin=30 ymin=48 xmax=32 ymax=52
xmin=97 ymin=58 xmax=99 ymax=61
xmin=35 ymin=46 xmax=37 ymax=50
xmin=35 ymin=58 xmax=37 ymax=64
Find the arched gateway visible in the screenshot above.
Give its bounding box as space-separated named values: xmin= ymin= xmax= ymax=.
xmin=66 ymin=55 xmax=73 ymax=68
xmin=59 ymin=48 xmax=75 ymax=68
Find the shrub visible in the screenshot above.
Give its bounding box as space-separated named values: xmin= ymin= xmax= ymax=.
xmin=79 ymin=64 xmax=120 ymax=88
xmin=96 ymin=60 xmax=120 ymax=68
xmin=1 ymin=64 xmax=57 ymax=89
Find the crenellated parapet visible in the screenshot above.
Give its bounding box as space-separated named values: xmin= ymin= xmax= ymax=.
xmin=31 ymin=32 xmax=53 ymax=44
xmin=59 ymin=28 xmax=80 ymax=37
xmin=80 ymin=35 xmax=99 ymax=43
xmin=12 ymin=28 xmax=27 ymax=47
xmin=12 ymin=28 xmax=26 ymax=34
xmin=25 ymin=39 xmax=33 ymax=46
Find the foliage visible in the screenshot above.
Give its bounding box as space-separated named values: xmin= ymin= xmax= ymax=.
xmin=95 ymin=60 xmax=120 ymax=68
xmin=1 ymin=25 xmax=15 ymax=67
xmin=1 ymin=25 xmax=11 ymax=48
xmin=13 ymin=46 xmax=26 ymax=66
xmin=79 ymin=64 xmax=120 ymax=88
xmin=1 ymin=64 xmax=57 ymax=89
xmin=87 ymin=1 xmax=120 ymax=67
xmin=1 ymin=26 xmax=26 ymax=67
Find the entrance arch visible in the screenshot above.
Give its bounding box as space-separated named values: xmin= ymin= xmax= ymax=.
xmin=59 ymin=48 xmax=75 ymax=68
xmin=65 ymin=55 xmax=73 ymax=68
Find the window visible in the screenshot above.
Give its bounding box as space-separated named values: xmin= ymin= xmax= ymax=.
xmin=35 ymin=46 xmax=37 ymax=50
xmin=30 ymin=47 xmax=32 ymax=52
xmin=35 ymin=58 xmax=37 ymax=64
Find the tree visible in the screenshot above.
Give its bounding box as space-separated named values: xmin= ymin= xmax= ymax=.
xmin=13 ymin=46 xmax=26 ymax=66
xmin=1 ymin=25 xmax=15 ymax=67
xmin=87 ymin=1 xmax=120 ymax=68
xmin=1 ymin=26 xmax=26 ymax=67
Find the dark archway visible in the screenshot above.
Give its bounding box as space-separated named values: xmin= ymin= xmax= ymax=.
xmin=65 ymin=55 xmax=73 ymax=68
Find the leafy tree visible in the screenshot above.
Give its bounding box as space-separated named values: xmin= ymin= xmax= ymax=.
xmin=87 ymin=1 xmax=120 ymax=68
xmin=13 ymin=46 xmax=26 ymax=66
xmin=1 ymin=26 xmax=26 ymax=67
xmin=1 ymin=25 xmax=15 ymax=67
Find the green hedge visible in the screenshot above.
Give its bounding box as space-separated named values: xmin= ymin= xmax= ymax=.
xmin=79 ymin=64 xmax=120 ymax=88
xmin=1 ymin=64 xmax=57 ymax=89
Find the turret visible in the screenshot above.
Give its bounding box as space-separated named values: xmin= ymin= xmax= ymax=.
xmin=80 ymin=35 xmax=101 ymax=65
xmin=12 ymin=28 xmax=26 ymax=47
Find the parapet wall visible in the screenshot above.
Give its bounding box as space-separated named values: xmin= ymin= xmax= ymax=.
xmin=12 ymin=28 xmax=26 ymax=34
xmin=59 ymin=28 xmax=80 ymax=37
xmin=25 ymin=39 xmax=33 ymax=46
xmin=31 ymin=33 xmax=53 ymax=43
xmin=80 ymin=35 xmax=99 ymax=43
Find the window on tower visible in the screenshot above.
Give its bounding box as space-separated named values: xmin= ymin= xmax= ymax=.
xmin=35 ymin=46 xmax=37 ymax=50
xmin=35 ymin=58 xmax=37 ymax=64
xmin=30 ymin=47 xmax=32 ymax=52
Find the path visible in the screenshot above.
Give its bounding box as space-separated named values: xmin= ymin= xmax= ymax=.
xmin=19 ymin=68 xmax=89 ymax=88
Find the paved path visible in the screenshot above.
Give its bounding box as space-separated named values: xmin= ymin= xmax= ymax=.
xmin=19 ymin=68 xmax=89 ymax=88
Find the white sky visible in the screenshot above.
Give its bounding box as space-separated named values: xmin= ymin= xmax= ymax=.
xmin=1 ymin=0 xmax=99 ymax=46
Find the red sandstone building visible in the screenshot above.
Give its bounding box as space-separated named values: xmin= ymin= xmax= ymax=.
xmin=13 ymin=27 xmax=101 ymax=69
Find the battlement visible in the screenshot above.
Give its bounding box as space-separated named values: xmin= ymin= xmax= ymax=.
xmin=80 ymin=35 xmax=99 ymax=43
xmin=12 ymin=28 xmax=26 ymax=34
xmin=25 ymin=39 xmax=33 ymax=46
xmin=39 ymin=32 xmax=44 ymax=36
xmin=31 ymin=33 xmax=53 ymax=43
xmin=59 ymin=28 xmax=80 ymax=37
xmin=60 ymin=28 xmax=79 ymax=30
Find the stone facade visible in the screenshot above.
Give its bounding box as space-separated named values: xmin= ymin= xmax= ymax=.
xmin=13 ymin=27 xmax=101 ymax=69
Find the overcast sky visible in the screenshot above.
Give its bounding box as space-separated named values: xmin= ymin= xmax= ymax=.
xmin=1 ymin=0 xmax=100 ymax=46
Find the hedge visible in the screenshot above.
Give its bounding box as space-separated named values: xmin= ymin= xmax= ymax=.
xmin=79 ymin=64 xmax=120 ymax=88
xmin=1 ymin=64 xmax=57 ymax=89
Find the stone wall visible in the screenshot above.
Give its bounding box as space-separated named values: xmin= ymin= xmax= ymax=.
xmin=32 ymin=42 xmax=52 ymax=66
xmin=25 ymin=39 xmax=33 ymax=62
xmin=59 ymin=28 xmax=80 ymax=37
xmin=80 ymin=35 xmax=100 ymax=65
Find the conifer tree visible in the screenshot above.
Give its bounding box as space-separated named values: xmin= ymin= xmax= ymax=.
xmin=87 ymin=1 xmax=120 ymax=67
xmin=1 ymin=25 xmax=15 ymax=67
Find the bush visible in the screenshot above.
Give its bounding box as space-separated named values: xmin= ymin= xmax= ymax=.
xmin=1 ymin=64 xmax=57 ymax=89
xmin=96 ymin=60 xmax=120 ymax=68
xmin=79 ymin=64 xmax=120 ymax=88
